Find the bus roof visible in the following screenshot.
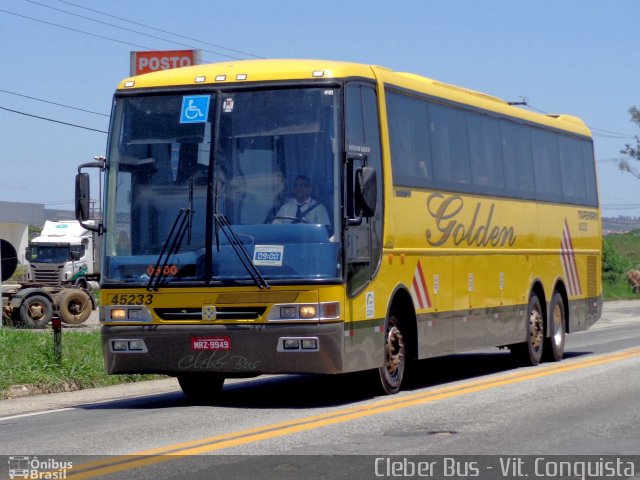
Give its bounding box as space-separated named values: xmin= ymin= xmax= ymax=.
xmin=117 ymin=59 xmax=376 ymax=89
xmin=117 ymin=59 xmax=591 ymax=137
xmin=373 ymin=67 xmax=591 ymax=137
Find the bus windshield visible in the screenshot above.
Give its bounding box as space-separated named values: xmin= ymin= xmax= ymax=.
xmin=103 ymin=87 xmax=341 ymax=286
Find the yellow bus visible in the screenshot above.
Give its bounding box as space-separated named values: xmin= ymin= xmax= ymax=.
xmin=75 ymin=59 xmax=601 ymax=399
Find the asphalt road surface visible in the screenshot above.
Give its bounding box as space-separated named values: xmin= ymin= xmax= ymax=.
xmin=1 ymin=301 xmax=639 ymax=480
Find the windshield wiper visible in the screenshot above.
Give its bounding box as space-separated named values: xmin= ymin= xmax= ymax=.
xmin=146 ymin=180 xmax=195 ymax=291
xmin=213 ymin=213 xmax=270 ymax=289
xmin=146 ymin=207 xmax=192 ymax=291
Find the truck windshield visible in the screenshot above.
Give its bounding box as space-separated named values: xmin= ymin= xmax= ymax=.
xmin=29 ymin=245 xmax=70 ymax=263
xmin=103 ymin=87 xmax=342 ymax=286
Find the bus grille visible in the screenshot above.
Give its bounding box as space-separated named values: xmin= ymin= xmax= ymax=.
xmin=154 ymin=307 xmax=267 ymax=321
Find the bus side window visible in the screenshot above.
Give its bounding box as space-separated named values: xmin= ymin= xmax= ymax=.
xmin=468 ymin=113 xmax=504 ymax=189
xmin=429 ymin=103 xmax=471 ymax=186
xmin=532 ymin=130 xmax=562 ymax=203
xmin=502 ymin=121 xmax=535 ymax=196
xmin=386 ymin=89 xmax=432 ymax=188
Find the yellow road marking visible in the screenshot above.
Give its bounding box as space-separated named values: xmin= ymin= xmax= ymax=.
xmin=67 ymin=348 xmax=640 ymax=479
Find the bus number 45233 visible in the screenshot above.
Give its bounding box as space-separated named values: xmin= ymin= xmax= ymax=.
xmin=111 ymin=294 xmax=153 ymax=306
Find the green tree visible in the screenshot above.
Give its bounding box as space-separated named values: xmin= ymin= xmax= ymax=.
xmin=28 ymin=224 xmax=41 ymax=240
xmin=620 ymin=106 xmax=640 ymax=177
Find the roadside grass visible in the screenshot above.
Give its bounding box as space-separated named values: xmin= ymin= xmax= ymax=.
xmin=0 ymin=329 xmax=159 ymax=398
xmin=603 ymin=232 xmax=640 ymax=300
xmin=604 ymin=278 xmax=638 ymax=300
xmin=606 ymin=231 xmax=640 ymax=269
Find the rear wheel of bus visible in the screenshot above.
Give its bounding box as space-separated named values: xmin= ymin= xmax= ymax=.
xmin=177 ymin=373 xmax=225 ymax=402
xmin=543 ymin=292 xmax=566 ymax=362
xmin=511 ymin=292 xmax=544 ymax=366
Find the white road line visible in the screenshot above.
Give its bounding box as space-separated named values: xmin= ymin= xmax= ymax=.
xmin=0 ymin=407 xmax=75 ymax=421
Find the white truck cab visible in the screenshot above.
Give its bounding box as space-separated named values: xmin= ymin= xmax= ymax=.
xmin=27 ymin=220 xmax=99 ymax=288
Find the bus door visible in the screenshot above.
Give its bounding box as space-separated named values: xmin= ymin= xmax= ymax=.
xmin=344 ymin=83 xmax=384 ymax=302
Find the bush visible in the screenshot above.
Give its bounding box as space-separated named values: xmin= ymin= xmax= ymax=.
xmin=8 ymin=265 xmax=28 ymax=283
xmin=602 ymin=236 xmax=631 ymax=283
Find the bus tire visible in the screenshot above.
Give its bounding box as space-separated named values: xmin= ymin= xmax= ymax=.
xmin=58 ymin=289 xmax=92 ymax=325
xmin=20 ymin=295 xmax=53 ymax=329
xmin=378 ymin=308 xmax=406 ymax=395
xmin=543 ymin=292 xmax=565 ymax=362
xmin=511 ymin=293 xmax=544 ymax=366
xmin=178 ymin=374 xmax=225 ymax=403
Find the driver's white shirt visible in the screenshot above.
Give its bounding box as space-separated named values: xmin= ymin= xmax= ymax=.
xmin=273 ymin=198 xmax=330 ymax=226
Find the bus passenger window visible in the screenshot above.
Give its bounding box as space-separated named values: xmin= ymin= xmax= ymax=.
xmin=430 ymin=103 xmax=471 ymax=186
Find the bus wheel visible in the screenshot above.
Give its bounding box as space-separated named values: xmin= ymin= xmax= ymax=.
xmin=543 ymin=292 xmax=565 ymax=362
xmin=378 ymin=309 xmax=406 ymax=394
xmin=511 ymin=293 xmax=544 ymax=366
xmin=20 ymin=295 xmax=53 ymax=329
xmin=178 ymin=374 xmax=225 ymax=403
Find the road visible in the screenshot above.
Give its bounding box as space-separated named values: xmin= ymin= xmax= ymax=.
xmin=1 ymin=301 xmax=639 ymax=479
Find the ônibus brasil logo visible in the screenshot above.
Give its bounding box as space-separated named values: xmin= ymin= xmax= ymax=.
xmin=8 ymin=456 xmax=73 ymax=479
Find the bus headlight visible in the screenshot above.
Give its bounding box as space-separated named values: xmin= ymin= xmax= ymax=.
xmin=299 ymin=305 xmax=317 ymax=318
xmin=279 ymin=306 xmax=298 ymax=318
xmin=110 ymin=309 xmax=127 ymax=320
xmin=105 ymin=306 xmax=153 ymax=322
xmin=268 ymin=302 xmax=340 ymax=322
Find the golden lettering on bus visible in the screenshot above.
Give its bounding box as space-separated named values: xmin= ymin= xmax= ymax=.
xmin=425 ymin=194 xmax=516 ymax=248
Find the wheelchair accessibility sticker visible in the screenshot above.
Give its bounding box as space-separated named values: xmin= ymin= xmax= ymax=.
xmin=180 ymin=95 xmax=210 ymax=123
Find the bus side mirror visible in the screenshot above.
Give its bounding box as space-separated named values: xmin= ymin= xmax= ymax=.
xmin=356 ymin=166 xmax=377 ymax=218
xmin=346 ymin=153 xmax=377 ymax=226
xmin=75 ymin=158 xmax=105 ymax=234
xmin=75 ymin=173 xmax=91 ymax=222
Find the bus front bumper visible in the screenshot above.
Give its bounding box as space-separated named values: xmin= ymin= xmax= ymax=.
xmin=102 ymin=323 xmax=344 ymax=376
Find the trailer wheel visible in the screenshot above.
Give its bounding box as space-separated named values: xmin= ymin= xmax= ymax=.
xmin=20 ymin=295 xmax=53 ymax=329
xmin=58 ymin=289 xmax=92 ymax=325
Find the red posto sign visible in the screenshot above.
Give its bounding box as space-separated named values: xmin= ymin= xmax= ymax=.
xmin=130 ymin=50 xmax=202 ymax=76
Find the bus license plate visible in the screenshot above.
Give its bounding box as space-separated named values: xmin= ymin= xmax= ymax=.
xmin=191 ymin=337 xmax=231 ymax=351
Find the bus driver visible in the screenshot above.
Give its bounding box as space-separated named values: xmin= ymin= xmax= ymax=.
xmin=271 ymin=175 xmax=330 ymax=227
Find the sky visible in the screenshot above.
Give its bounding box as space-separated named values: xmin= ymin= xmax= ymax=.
xmin=1 ymin=0 xmax=639 ymax=216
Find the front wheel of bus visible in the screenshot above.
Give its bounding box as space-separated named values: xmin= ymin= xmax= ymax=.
xmin=378 ymin=310 xmax=406 ymax=395
xmin=177 ymin=374 xmax=225 ymax=403
xmin=511 ymin=293 xmax=544 ymax=366
xmin=543 ymin=292 xmax=565 ymax=362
